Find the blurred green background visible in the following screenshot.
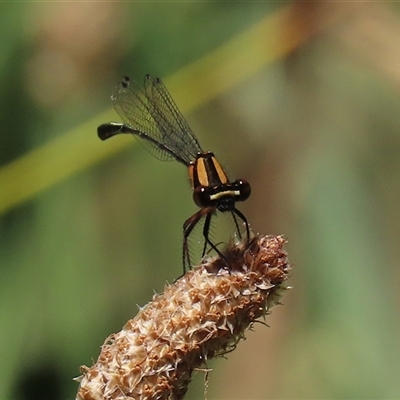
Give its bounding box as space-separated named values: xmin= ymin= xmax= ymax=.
xmin=1 ymin=2 xmax=400 ymax=399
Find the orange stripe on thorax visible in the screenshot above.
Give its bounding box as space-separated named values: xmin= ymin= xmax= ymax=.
xmin=189 ymin=152 xmax=229 ymax=189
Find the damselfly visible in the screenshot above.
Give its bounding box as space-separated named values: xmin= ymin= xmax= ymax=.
xmin=98 ymin=74 xmax=251 ymax=271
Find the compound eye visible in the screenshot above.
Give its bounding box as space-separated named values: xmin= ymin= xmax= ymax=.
xmin=236 ymin=179 xmax=251 ymax=202
xmin=193 ymin=186 xmax=212 ymax=208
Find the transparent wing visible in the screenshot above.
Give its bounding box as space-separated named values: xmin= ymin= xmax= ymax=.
xmin=111 ymin=75 xmax=202 ymax=165
xmin=144 ymin=75 xmax=202 ymax=155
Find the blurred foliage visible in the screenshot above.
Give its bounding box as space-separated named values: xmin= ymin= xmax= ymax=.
xmin=1 ymin=2 xmax=400 ymax=400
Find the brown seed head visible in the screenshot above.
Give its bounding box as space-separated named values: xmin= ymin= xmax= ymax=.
xmin=75 ymin=234 xmax=291 ymax=400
